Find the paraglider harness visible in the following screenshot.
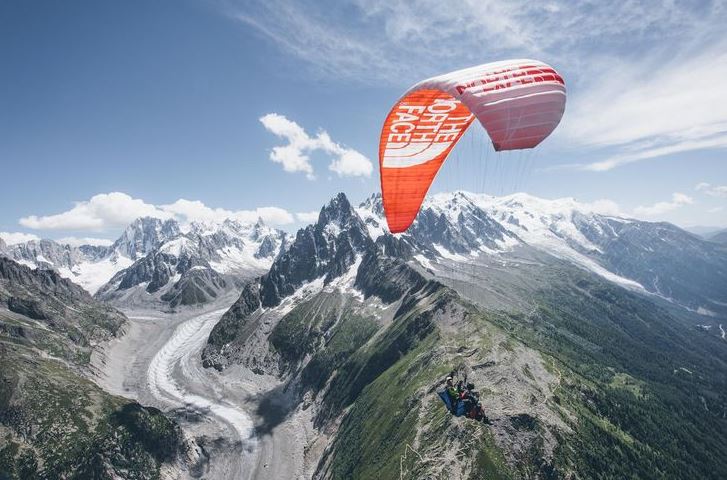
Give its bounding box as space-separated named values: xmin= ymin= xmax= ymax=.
xmin=438 ymin=376 xmax=491 ymax=423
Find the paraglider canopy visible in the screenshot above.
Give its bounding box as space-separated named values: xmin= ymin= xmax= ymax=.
xmin=378 ymin=59 xmax=566 ymax=233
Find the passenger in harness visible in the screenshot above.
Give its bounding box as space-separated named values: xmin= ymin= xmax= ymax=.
xmin=438 ymin=376 xmax=493 ymax=424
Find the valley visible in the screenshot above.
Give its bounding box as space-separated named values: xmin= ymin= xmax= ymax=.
xmin=2 ymin=191 xmax=727 ymax=479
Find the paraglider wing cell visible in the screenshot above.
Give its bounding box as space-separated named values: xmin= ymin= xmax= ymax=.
xmin=378 ymin=59 xmax=566 ymax=233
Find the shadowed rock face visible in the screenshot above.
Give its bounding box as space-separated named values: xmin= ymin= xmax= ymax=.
xmin=204 ymin=193 xmax=378 ymax=364
xmin=202 ymin=192 xmax=727 ymax=480
xmin=0 ymin=257 xmax=186 ymax=478
xmin=259 ymin=193 xmax=374 ymax=307
xmin=0 ymin=255 xmax=90 ymax=299
xmin=95 ymin=218 xmax=288 ymax=308
xmin=7 ymin=297 xmax=48 ymax=320
xmin=0 ymin=256 xmax=126 ymax=348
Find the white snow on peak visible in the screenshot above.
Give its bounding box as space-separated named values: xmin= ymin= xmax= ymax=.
xmin=60 ymin=255 xmax=134 ymax=295
xmin=431 ymin=192 xmax=643 ymax=291
xmin=355 ymin=195 xmax=388 ymax=240
xmin=274 ymin=276 xmax=327 ymax=316
xmin=324 ymin=222 xmax=342 ymax=239
xmin=271 ymin=255 xmax=365 ymax=316
xmin=1 ymin=215 xmax=287 ymax=295
xmin=432 ymin=244 xmax=469 ymax=262
xmin=324 ymin=255 xmax=364 ymax=301
xmin=159 ymin=237 xmax=192 ymax=256
xmin=356 ymin=191 xmax=645 ymax=292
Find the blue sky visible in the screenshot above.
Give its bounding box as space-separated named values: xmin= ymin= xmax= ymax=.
xmin=1 ymin=0 xmax=726 ymax=244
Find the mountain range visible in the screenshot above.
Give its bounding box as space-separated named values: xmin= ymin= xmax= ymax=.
xmin=0 ymin=256 xmax=188 ymax=478
xmin=0 ymin=216 xmax=288 ymax=308
xmin=2 ymin=191 xmax=726 ymax=478
xmin=202 ymin=191 xmax=727 ymax=479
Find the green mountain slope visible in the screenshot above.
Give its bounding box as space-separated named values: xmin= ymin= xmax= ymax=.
xmin=0 ymin=258 xmax=185 ymax=479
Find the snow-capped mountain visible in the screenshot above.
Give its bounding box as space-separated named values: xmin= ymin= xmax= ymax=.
xmin=230 ymin=192 xmax=727 ymax=477
xmin=356 ymin=191 xmax=727 ymax=317
xmin=202 ymin=192 xmax=727 ymax=479
xmin=204 ymin=192 xmax=406 ymax=370
xmin=4 ymin=191 xmax=724 ymax=315
xmin=0 ymin=217 xmax=182 ymax=294
xmin=0 ymin=216 xmax=288 ymax=305
xmin=254 ymin=192 xmax=373 ymax=306
xmin=96 ymin=218 xmax=288 ymax=307
xmin=1 ymin=239 xmax=130 ymax=294
xmin=111 ymin=217 xmax=181 ymax=259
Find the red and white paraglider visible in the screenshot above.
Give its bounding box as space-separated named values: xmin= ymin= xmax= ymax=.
xmin=378 ymin=59 xmax=566 ymax=233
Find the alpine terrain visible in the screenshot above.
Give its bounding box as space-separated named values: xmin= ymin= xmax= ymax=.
xmin=2 ymin=191 xmax=726 ymax=480
xmin=0 ymin=257 xmax=189 ymax=478
xmin=1 ymin=217 xmax=288 ymax=309
xmin=203 ymin=191 xmax=727 ymax=479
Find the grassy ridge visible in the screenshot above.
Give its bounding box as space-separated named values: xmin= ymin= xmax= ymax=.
xmin=0 ymin=258 xmax=185 ymax=479
xmin=0 ymin=345 xmax=182 ymax=479
xmin=494 ymin=271 xmax=727 ymax=479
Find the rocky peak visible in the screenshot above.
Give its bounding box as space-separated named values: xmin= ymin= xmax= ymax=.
xmin=0 ymin=256 xmax=90 ymax=301
xmin=96 ymin=215 xmax=289 ymax=307
xmin=112 ymin=217 xmax=180 ymax=259
xmin=359 ymin=193 xmax=384 ymax=216
xmin=257 ymin=192 xmax=374 ymax=307
xmin=5 ymin=238 xmax=82 ymax=270
xmin=318 ymin=192 xmax=357 ymax=229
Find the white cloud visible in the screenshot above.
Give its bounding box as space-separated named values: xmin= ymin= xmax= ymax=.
xmin=259 ymin=114 xmax=316 ymax=178
xmin=19 ymin=192 xmax=172 ymax=231
xmin=231 ymin=1 xmax=718 ymax=84
xmin=328 ymin=149 xmax=373 ymax=177
xmin=260 ymin=113 xmax=372 ymax=179
xmin=579 ymin=199 xmax=623 ymax=217
xmin=579 ymin=135 xmax=727 ymax=172
xmin=18 ymin=192 xmax=296 ymax=233
xmin=695 ymin=182 xmax=727 ymax=198
xmin=708 ymin=206 xmax=724 ymax=213
xmin=0 ymin=232 xmax=40 ymax=245
xmin=234 ymin=1 xmax=727 ymax=170
xmin=57 ymin=237 xmax=114 ymax=247
xmin=236 ymin=206 xmax=295 ymax=225
xmin=562 ymin=43 xmax=727 ymax=171
xmin=295 ymin=210 xmax=320 ymax=223
xmin=696 ymin=182 xmax=711 ymax=191
xmin=633 ymin=192 xmax=694 ymax=217
xmin=160 ymin=199 xmax=294 ymax=225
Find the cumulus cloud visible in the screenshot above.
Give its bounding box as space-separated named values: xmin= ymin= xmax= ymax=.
xmin=57 ymin=237 xmax=114 ymax=247
xmin=19 ymin=192 xmax=172 ymax=231
xmin=232 ymin=0 xmax=718 ymax=84
xmin=696 ymin=182 xmax=727 ymax=198
xmin=295 ymin=210 xmax=320 ymax=223
xmin=234 ymin=1 xmax=727 ymax=169
xmin=578 ymin=199 xmax=623 ymax=217
xmin=161 ymin=199 xmax=294 ymax=225
xmin=260 ymin=113 xmax=372 ymax=179
xmin=0 ymin=232 xmax=40 ymax=245
xmin=633 ymin=193 xmax=694 ymax=217
xmin=18 ymin=192 xmax=296 ymax=232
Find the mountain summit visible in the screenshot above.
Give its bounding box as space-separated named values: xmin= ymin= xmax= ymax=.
xmin=0 ymin=216 xmax=288 ymax=307
xmin=200 ymin=191 xmax=727 ymax=479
